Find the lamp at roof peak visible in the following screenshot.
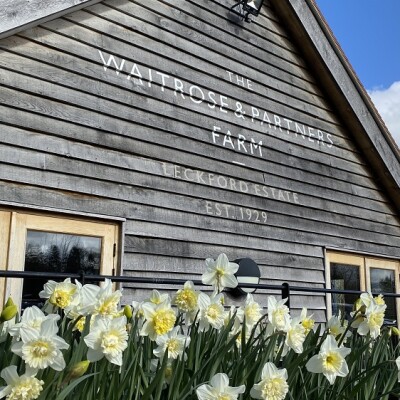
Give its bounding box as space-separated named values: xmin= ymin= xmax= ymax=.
xmin=230 ymin=0 xmax=264 ymax=22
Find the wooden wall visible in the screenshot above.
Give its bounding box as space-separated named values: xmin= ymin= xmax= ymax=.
xmin=0 ymin=0 xmax=399 ymax=321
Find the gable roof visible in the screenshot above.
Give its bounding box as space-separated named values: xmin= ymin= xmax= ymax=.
xmin=1 ymin=0 xmax=399 ymax=210
xmin=272 ymin=0 xmax=400 ymax=210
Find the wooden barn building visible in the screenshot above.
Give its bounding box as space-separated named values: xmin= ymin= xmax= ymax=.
xmin=1 ymin=0 xmax=400 ymax=324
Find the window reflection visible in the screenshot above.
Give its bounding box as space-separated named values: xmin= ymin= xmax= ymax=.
xmin=330 ymin=263 xmax=360 ymax=319
xmin=370 ymin=268 xmax=397 ymax=325
xmin=23 ymin=230 xmax=101 ymax=308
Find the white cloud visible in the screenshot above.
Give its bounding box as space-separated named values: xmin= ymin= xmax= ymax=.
xmin=368 ymin=81 xmax=400 ymax=146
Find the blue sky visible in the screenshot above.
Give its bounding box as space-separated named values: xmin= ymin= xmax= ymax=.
xmin=315 ymin=0 xmax=400 ymax=145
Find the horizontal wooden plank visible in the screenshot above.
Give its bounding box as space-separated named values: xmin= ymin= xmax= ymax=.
xmin=0 ymin=67 xmax=379 ymax=190
xmin=62 ymin=7 xmax=341 ymax=126
xmin=0 ymin=134 xmax=398 ymax=232
xmin=0 ymin=124 xmax=391 ymax=217
xmin=0 ymin=103 xmax=383 ymax=200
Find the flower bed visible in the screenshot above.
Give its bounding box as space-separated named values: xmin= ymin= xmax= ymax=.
xmin=1 ymin=253 xmax=400 ymax=399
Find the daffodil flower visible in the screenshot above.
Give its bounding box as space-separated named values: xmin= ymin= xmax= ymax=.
xmin=237 ymin=294 xmax=262 ymax=330
xmin=173 ymin=281 xmax=199 ymax=321
xmin=299 ymin=307 xmax=315 ymax=333
xmin=148 ymin=289 xmax=170 ymax=305
xmin=250 ymin=362 xmax=288 ymax=400
xmin=201 ymin=253 xmax=239 ymax=294
xmin=11 ymin=318 xmax=69 ymax=371
xmin=196 ymin=373 xmax=245 ymax=400
xmin=153 ymin=326 xmax=190 ymax=360
xmin=140 ymin=299 xmax=176 ymax=340
xmin=267 ymin=296 xmax=290 ymax=332
xmin=197 ymin=293 xmax=225 ymax=332
xmin=84 ymin=315 xmax=128 ymax=366
xmin=39 ymin=278 xmax=78 ymax=310
xmin=357 ymin=301 xmax=386 ymax=339
xmin=285 ymin=318 xmax=306 ymax=354
xmin=306 ymin=334 xmax=351 ymax=384
xmin=9 ymin=306 xmax=60 ymax=340
xmin=0 ymin=366 xmax=44 ymax=400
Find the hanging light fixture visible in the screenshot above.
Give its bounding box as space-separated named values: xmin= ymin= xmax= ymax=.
xmin=230 ymin=0 xmax=264 ymax=22
xmin=227 ymin=258 xmax=261 ymax=297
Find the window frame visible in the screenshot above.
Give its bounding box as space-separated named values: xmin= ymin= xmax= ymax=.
xmin=326 ymin=251 xmax=400 ymax=326
xmin=1 ymin=209 xmax=120 ymax=308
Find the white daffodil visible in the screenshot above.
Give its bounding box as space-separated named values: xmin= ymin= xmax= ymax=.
xmin=9 ymin=306 xmax=60 ymax=340
xmin=196 ymin=373 xmax=245 ymax=400
xmin=0 ymin=320 xmax=14 ymax=343
xmin=39 ymin=278 xmax=78 ymax=310
xmin=153 ymin=326 xmax=190 ymax=360
xmin=285 ymin=318 xmax=306 ymax=354
xmin=148 ymin=289 xmax=170 ymax=305
xmin=201 ymin=253 xmax=239 ymax=294
xmin=357 ymin=301 xmax=386 ymax=339
xmin=0 ymin=366 xmax=44 ymax=400
xmin=84 ymin=315 xmax=128 ymax=366
xmin=92 ymin=279 xmax=122 ymax=317
xmin=327 ymin=312 xmax=349 ymax=341
xmin=267 ymin=296 xmax=290 ymax=332
xmin=299 ymin=307 xmax=315 ymax=334
xmin=140 ymin=299 xmax=176 ymax=340
xmin=11 ymin=318 xmax=69 ymax=371
xmin=250 ymin=362 xmax=288 ymax=400
xmin=306 ymin=334 xmax=351 ymax=384
xmin=237 ymin=294 xmax=262 ymax=331
xmin=173 ymin=281 xmax=199 ymax=324
xmin=396 ymin=356 xmax=400 ymax=382
xmin=197 ymin=293 xmax=225 ymax=332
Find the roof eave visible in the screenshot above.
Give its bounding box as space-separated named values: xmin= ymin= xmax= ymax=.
xmin=0 ymin=0 xmax=102 ymax=40
xmin=271 ymin=0 xmax=400 ymax=212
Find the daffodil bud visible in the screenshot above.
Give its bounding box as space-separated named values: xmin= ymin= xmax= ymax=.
xmin=124 ymin=305 xmax=133 ymax=319
xmin=4 ymin=297 xmax=16 ymax=308
xmin=391 ymin=327 xmax=400 ymax=337
xmin=0 ymin=303 xmax=18 ymax=323
xmin=68 ymin=361 xmax=90 ymax=380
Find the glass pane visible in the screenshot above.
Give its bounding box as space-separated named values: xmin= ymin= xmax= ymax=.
xmin=370 ymin=268 xmax=397 ymax=325
xmin=330 ymin=263 xmax=360 ymax=319
xmin=22 ymin=230 xmax=102 ymax=309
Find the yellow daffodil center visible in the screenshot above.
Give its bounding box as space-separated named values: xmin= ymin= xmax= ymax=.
xmin=217 ymin=395 xmax=231 ymax=400
xmin=24 ymin=339 xmax=56 ymax=369
xmin=261 ymin=377 xmax=288 ymax=400
xmin=31 ymin=340 xmax=51 ymax=358
xmin=50 ymin=288 xmax=75 ymax=309
xmin=375 ymin=296 xmax=385 ymax=306
xmin=323 ymin=351 xmax=342 ymax=373
xmin=302 ymin=318 xmax=315 ymax=332
xmin=175 ymin=289 xmax=198 ymax=312
xmin=8 ymin=377 xmax=44 ymax=400
xmin=101 ymin=329 xmax=127 ymax=355
xmin=245 ymin=303 xmax=261 ymax=322
xmin=153 ymin=309 xmax=176 ymax=335
xmin=98 ymin=297 xmax=119 ymax=316
xmin=206 ymin=304 xmax=221 ymax=321
xmin=166 ymin=338 xmax=179 ymax=353
xmin=369 ymin=312 xmax=384 ymax=328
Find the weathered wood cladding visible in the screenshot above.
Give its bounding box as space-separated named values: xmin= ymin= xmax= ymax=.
xmin=0 ymin=0 xmax=400 ymax=321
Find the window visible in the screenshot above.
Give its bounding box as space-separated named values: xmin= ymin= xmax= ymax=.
xmin=326 ymin=251 xmax=400 ymax=326
xmin=0 ymin=210 xmax=119 ymax=309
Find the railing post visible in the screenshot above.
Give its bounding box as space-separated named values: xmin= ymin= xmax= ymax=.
xmin=282 ymin=282 xmax=290 ymax=308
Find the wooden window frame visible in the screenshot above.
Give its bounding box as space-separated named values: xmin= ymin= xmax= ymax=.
xmin=1 ymin=210 xmax=119 ymax=308
xmin=326 ymin=251 xmax=400 ymax=326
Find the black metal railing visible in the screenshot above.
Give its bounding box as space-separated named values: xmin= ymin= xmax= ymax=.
xmin=2 ymin=269 xmax=400 ymax=309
